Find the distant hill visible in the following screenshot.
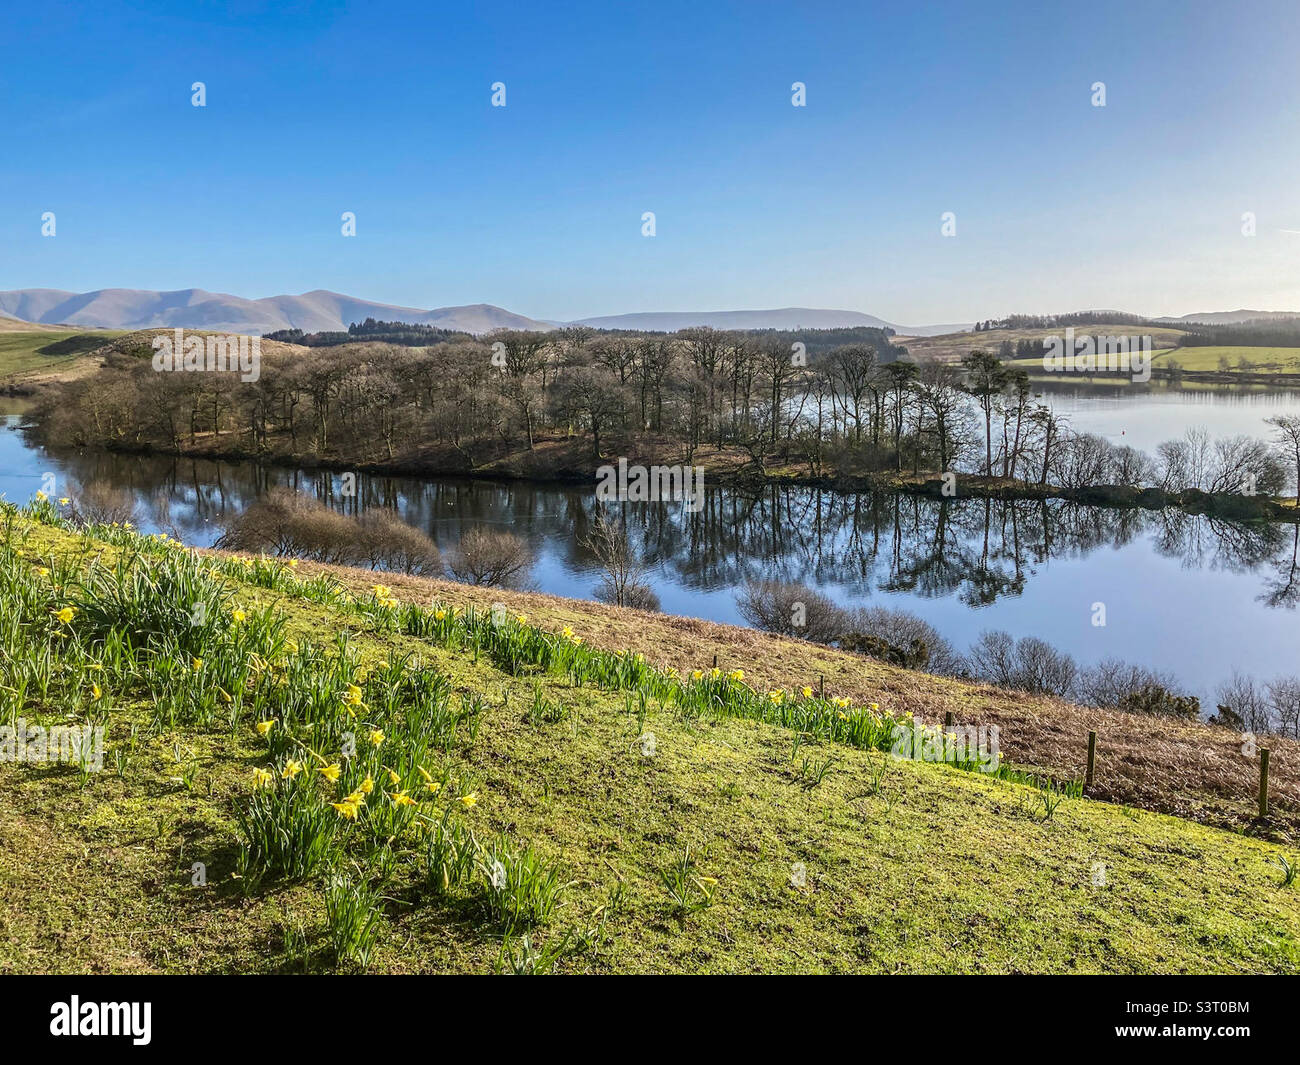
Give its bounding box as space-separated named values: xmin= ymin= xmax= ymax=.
xmin=1154 ymin=309 xmax=1300 ymax=326
xmin=573 ymin=307 xmax=968 ymax=336
xmin=0 ymin=288 xmax=549 ymax=336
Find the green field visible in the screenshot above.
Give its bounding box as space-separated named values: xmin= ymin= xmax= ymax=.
xmin=1154 ymin=346 xmax=1300 ymax=373
xmin=901 ymin=324 xmax=1190 ymax=364
xmin=1008 ymin=345 xmax=1300 ymax=375
xmin=0 ymin=328 xmax=124 ymax=384
xmin=2 ymin=504 xmax=1298 ymax=974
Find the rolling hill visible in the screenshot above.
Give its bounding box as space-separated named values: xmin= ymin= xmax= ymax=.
xmin=572 ymin=308 xmax=969 ymax=335
xmin=0 ymin=289 xmax=549 ymax=337
xmin=0 ymin=289 xmax=967 ymax=338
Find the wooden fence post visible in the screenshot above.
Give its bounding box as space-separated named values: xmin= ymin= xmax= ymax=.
xmin=1260 ymin=748 xmax=1271 ymax=819
xmin=818 ymin=674 xmax=824 ymax=698
xmin=1086 ymin=731 xmax=1097 ymax=791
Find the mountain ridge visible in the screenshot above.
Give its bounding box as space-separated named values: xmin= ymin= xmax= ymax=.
xmin=0 ymin=287 xmax=965 ymax=336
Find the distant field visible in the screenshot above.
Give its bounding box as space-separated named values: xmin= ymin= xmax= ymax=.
xmin=1154 ymin=346 xmax=1300 ymax=373
xmin=0 ymin=328 xmax=124 ymax=383
xmin=1007 ymin=345 xmax=1300 ymax=376
xmin=898 ymin=324 xmax=1190 ymax=364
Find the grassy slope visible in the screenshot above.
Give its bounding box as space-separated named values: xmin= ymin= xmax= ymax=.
xmin=2 ymin=519 xmax=1299 ymax=974
xmin=1153 ymin=346 xmax=1300 ymax=373
xmin=278 ymin=561 xmax=1300 ymax=839
xmin=0 ymin=327 xmax=126 ymax=387
xmin=1004 ymin=344 xmax=1300 ymax=375
xmin=898 ymin=324 xmax=1189 ymax=364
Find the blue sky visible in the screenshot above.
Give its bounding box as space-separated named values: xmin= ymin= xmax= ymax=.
xmin=3 ymin=0 xmax=1299 ymax=323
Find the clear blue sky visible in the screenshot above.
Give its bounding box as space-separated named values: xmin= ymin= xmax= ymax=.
xmin=4 ymin=0 xmax=1299 ymax=324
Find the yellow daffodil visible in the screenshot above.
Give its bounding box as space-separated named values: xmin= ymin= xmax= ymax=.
xmin=368 ymin=728 xmax=385 ymax=748
xmin=691 ymin=669 xmax=703 ymax=680
xmin=869 ymin=702 xmax=879 ymax=712
xmin=319 ymin=763 xmax=341 ymax=782
xmin=36 ymin=566 xmax=49 ymax=576
xmin=728 ymin=669 xmax=744 ymax=681
xmin=191 ymin=657 xmax=203 ymax=671
xmin=35 ymin=490 xmax=47 ymax=501
xmin=371 ymin=584 xmax=390 ymax=597
xmin=255 ymin=719 xmax=275 ymax=736
xmin=252 ymin=768 xmax=273 ymax=788
xmin=287 ymin=559 xmax=299 ymax=568
xmin=417 ymin=765 xmax=441 ymax=794
xmin=90 ymin=683 xmax=102 ymax=700
xmin=386 ymin=768 xmax=401 ymax=786
xmin=389 ymin=790 xmax=417 ymax=807
xmin=58 ymin=497 xmax=69 ymax=505
xmin=434 ymin=608 xmax=447 ymax=621
xmin=330 ymin=799 xmax=360 ymax=819
xmin=561 ymin=626 xmax=574 ymax=638
xmin=283 ymin=759 xmax=303 ymax=779
xmin=458 ymin=793 xmax=478 ymax=809
xmin=801 ymin=686 xmax=813 ymax=698
xmin=231 ymin=607 xmax=246 ymax=623
xmin=54 ymin=606 xmax=76 ymax=623
xmin=359 ymin=775 xmax=374 ymax=795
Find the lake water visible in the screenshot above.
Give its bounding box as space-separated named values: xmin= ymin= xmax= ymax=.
xmin=2 ymin=380 xmax=1298 ymax=702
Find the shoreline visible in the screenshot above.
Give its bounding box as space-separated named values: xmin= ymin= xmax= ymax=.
xmin=22 ymin=424 xmax=1299 ymax=523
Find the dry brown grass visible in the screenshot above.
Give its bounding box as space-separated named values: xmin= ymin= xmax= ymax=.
xmin=255 ymin=555 xmax=1298 ymax=841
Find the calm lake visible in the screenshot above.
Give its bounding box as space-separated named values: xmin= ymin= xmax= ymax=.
xmin=2 ymin=379 xmax=1298 ymax=701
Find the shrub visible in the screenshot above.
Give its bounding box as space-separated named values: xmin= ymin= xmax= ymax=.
xmin=736 ymin=580 xmax=846 ymax=642
xmin=446 ymin=528 xmax=534 ymax=586
xmin=215 ymin=489 xmax=439 ymax=574
xmin=1117 ymin=683 xmax=1201 ymax=720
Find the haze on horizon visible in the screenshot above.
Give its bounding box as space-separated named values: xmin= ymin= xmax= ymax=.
xmin=3 ymin=0 xmax=1299 ymax=324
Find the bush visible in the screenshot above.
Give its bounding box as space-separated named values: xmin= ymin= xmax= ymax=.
xmin=1075 ymin=658 xmax=1179 ymax=709
xmin=1117 ymin=683 xmax=1201 ymax=720
xmin=839 ymin=605 xmax=964 ymax=675
xmin=215 ymin=488 xmax=440 ymax=575
xmin=967 ymin=629 xmax=1076 ymax=696
xmin=445 ymin=528 xmax=534 ymax=586
xmin=736 ymin=580 xmax=846 ymax=642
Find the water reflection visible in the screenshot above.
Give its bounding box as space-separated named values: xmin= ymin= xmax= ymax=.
xmin=16 ymin=436 xmax=1298 ymax=614
xmin=3 ymin=421 xmax=1298 ymax=693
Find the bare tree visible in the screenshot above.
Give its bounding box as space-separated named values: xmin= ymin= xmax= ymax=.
xmin=446 ymin=528 xmax=534 ymax=586
xmin=582 ymin=510 xmax=656 ymax=608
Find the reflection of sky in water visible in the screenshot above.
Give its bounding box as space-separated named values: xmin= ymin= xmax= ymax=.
xmin=3 ymin=393 xmax=1299 ymax=701
xmin=1033 ymin=379 xmax=1300 ymax=453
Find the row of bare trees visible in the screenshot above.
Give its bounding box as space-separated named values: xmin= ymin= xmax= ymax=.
xmin=33 ymin=330 xmax=1300 ymax=496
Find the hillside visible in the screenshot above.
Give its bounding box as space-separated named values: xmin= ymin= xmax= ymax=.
xmin=899 ymin=323 xmax=1191 ymax=364
xmin=573 ymin=308 xmax=969 ymax=335
xmin=1 ymin=503 xmax=1297 ymax=974
xmin=0 ymin=327 xmax=127 ymax=390
xmin=0 ymin=289 xmax=550 ymax=336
